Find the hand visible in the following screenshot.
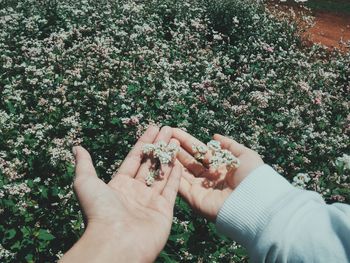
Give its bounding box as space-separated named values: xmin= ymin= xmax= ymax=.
xmin=172 ymin=128 xmax=264 ymax=221
xmin=61 ymin=126 xmax=182 ymax=263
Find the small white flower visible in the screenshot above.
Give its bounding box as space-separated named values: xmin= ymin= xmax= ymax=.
xmin=336 ymin=154 xmax=350 ymax=170
xmin=157 ymin=151 xmax=172 ymax=164
xmin=142 ymin=143 xmax=155 ymax=154
xmin=192 ymin=143 xmax=208 ymax=161
xmin=292 ymin=173 xmax=311 ymax=189
xmin=142 ymin=141 xmax=179 ymax=185
xmin=193 ymin=140 xmax=240 ymax=171
xmin=155 ymin=141 xmax=167 ymax=149
xmin=145 ymin=172 xmax=156 ymax=186
xmin=207 ymin=140 xmax=221 ymax=152
xmin=232 ymin=16 xmax=239 ymax=24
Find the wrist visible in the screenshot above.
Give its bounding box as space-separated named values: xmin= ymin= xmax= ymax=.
xmin=61 ymin=222 xmax=155 ymax=263
xmin=216 ymin=164 xmax=295 ymax=247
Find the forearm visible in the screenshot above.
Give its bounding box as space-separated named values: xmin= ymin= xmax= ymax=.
xmin=216 ymin=164 xmax=350 ymax=262
xmin=60 ymin=224 xmax=151 ymax=263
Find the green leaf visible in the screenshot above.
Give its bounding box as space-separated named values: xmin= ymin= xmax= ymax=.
xmin=10 ymin=241 xmax=21 ymax=250
xmin=37 ymin=229 xmax=55 ymax=241
xmin=6 ymin=101 xmax=16 ymax=114
xmin=127 ymin=84 xmax=139 ymax=94
xmin=66 ymin=163 xmax=75 ymax=176
xmin=155 ymin=100 xmax=162 ymax=109
xmin=5 ymin=229 xmax=16 ymax=240
xmin=110 ymin=117 xmax=120 ymax=125
xmin=25 ymin=253 xmax=34 ymax=262
xmin=40 ymin=186 xmax=48 ymax=199
xmin=158 ymin=251 xmax=176 ymax=263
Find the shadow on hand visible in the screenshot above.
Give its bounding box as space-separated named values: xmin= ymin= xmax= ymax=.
xmin=186 ymin=162 xmax=230 ymax=190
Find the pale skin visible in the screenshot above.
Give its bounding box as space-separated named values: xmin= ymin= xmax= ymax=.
xmin=173 ymin=128 xmax=264 ymax=221
xmin=61 ymin=126 xmax=264 ymax=262
xmin=61 ymin=126 xmax=182 ymax=262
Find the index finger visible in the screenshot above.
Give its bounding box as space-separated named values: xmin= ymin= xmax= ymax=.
xmin=161 ymin=160 xmax=182 ymax=206
xmin=212 ymin=134 xmax=246 ymax=156
xmin=113 ymin=125 xmax=159 ymax=179
xmin=172 ymin=128 xmax=207 ymax=155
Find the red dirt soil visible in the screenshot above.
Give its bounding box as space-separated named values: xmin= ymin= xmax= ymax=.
xmin=304 ymin=11 xmax=350 ymax=51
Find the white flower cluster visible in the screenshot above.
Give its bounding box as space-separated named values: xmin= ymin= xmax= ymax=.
xmin=191 ymin=144 xmax=208 ymax=161
xmin=279 ymin=0 xmax=307 ymax=2
xmin=0 ymin=157 xmax=25 ymax=181
xmin=143 ymin=141 xmax=179 ymax=164
xmin=142 ymin=141 xmax=179 ymax=186
xmin=145 ymin=170 xmax=157 ymax=186
xmin=1 ymin=0 xmax=349 ymax=259
xmin=2 ymin=182 xmax=31 ymax=197
xmin=335 ymin=154 xmax=350 ymax=170
xmin=0 ymin=244 xmax=15 ymax=260
xmin=192 ymin=140 xmax=240 ymax=170
xmin=292 ymin=173 xmax=311 ymax=189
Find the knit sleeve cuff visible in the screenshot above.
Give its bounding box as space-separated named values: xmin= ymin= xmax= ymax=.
xmin=215 ymin=164 xmax=295 ymax=248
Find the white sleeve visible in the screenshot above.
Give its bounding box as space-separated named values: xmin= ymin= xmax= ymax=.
xmin=215 ymin=164 xmax=350 ymax=263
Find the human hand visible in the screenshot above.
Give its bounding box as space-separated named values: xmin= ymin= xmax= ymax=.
xmin=61 ymin=126 xmax=181 ymax=263
xmin=172 ymin=128 xmax=264 ymax=221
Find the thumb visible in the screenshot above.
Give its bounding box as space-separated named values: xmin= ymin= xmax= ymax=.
xmin=73 ymin=146 xmax=98 ymax=185
xmin=72 ymin=146 xmax=100 ymax=226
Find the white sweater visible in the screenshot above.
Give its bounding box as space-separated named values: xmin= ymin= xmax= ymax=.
xmin=216 ymin=164 xmax=350 ymax=262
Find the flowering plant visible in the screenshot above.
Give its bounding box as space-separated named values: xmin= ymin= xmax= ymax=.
xmin=0 ymin=0 xmax=349 ymax=261
xmin=193 ymin=140 xmax=240 ymax=171
xmin=142 ymin=141 xmax=179 ymax=185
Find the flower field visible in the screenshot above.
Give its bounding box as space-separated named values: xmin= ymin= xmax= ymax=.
xmin=0 ymin=0 xmax=349 ymax=261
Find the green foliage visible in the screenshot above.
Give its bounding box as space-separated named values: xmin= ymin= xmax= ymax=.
xmin=0 ymin=0 xmax=349 ymax=261
xmin=306 ymin=0 xmax=350 ymax=14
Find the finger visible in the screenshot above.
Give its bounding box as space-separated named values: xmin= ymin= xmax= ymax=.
xmin=72 ymin=146 xmax=99 ymax=226
xmin=73 ymin=146 xmax=98 ymax=184
xmin=213 ymin=134 xmax=246 ymax=156
xmin=177 ymin=161 xmax=204 ymax=206
xmin=172 ymin=128 xmax=207 ymax=156
xmin=177 ymin=146 xmax=210 ymax=178
xmin=179 ymin=175 xmax=193 ymax=204
xmin=135 ymin=126 xmax=172 ymax=183
xmin=162 ymin=160 xmax=182 ymax=205
xmin=181 ymin=164 xmax=197 ymax=184
xmin=152 ymin=138 xmax=179 ymax=194
xmin=113 ymin=125 xmax=159 ymax=179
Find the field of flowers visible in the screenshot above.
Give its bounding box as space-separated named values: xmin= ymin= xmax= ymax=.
xmin=0 ymin=0 xmax=349 ymax=261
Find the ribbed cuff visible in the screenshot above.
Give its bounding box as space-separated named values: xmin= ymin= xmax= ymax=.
xmin=215 ymin=164 xmax=294 ymax=248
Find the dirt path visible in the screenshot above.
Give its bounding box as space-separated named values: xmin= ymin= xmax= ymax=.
xmin=266 ymin=1 xmax=350 ymax=51
xmin=305 ymin=11 xmax=350 ymax=50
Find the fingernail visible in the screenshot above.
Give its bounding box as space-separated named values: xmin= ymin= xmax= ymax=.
xmin=161 ymin=126 xmax=172 ymax=134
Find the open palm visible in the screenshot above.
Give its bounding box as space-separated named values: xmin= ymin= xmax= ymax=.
xmin=172 ymin=128 xmax=264 ymax=221
xmin=70 ymin=126 xmax=181 ymax=262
